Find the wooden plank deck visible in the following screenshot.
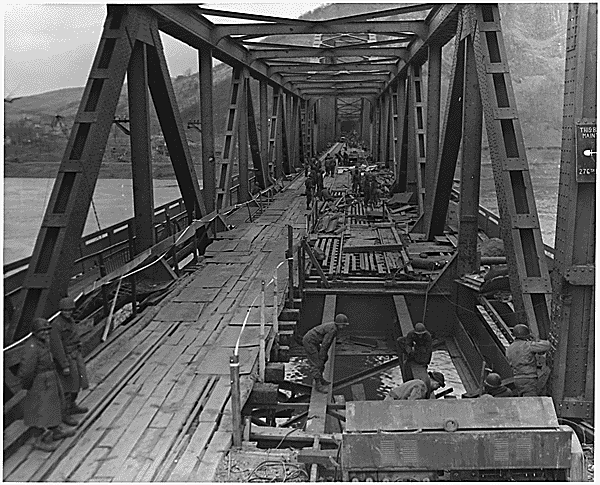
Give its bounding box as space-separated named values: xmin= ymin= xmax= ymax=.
xmin=4 ymin=174 xmax=311 ymax=482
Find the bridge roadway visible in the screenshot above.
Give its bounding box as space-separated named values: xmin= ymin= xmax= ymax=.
xmin=4 ymin=173 xmax=313 ymax=482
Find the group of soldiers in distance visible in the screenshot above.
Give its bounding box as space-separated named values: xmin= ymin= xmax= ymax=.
xmin=302 ymin=316 xmax=551 ymax=399
xmin=304 ymin=147 xmax=380 ymax=211
xmin=18 ymin=297 xmax=90 ymax=451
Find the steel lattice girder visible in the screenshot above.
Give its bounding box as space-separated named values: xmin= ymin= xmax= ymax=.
xmin=549 ymin=3 xmax=596 ymax=420
xmin=250 ymin=47 xmax=407 ymax=60
xmin=9 ymin=6 xmax=205 ymax=341
xmin=469 ymin=4 xmax=552 ymax=336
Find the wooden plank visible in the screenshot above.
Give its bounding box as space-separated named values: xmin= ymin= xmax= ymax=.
xmin=206 ymin=253 xmax=254 ymax=264
xmin=173 ymin=287 xmax=221 ymax=302
xmin=195 ymin=347 xmax=258 ymax=375
xmin=194 ymin=431 xmax=232 ymax=482
xmin=205 ymin=239 xmax=238 ymax=252
xmin=185 ymin=273 xmax=230 ymax=288
xmin=213 ymin=326 xmax=267 ymax=347
xmin=167 ymin=422 xmax=216 ymax=481
xmin=155 ymin=302 xmax=204 ymax=321
xmin=69 ymin=447 xmax=110 ymax=482
xmin=198 ymin=378 xmax=231 ymax=423
xmin=350 ymin=384 xmax=366 ymax=401
xmin=393 ymin=295 xmax=414 ymax=336
xmin=3 ymin=442 xmax=32 ymax=479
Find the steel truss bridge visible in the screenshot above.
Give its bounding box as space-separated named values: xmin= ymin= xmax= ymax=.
xmin=5 ymin=3 xmax=595 ymax=426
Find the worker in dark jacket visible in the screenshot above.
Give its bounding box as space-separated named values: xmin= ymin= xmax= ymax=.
xmin=401 ymin=322 xmax=433 ymax=367
xmin=50 ymin=297 xmax=89 ymax=415
xmin=481 ymin=373 xmax=514 ymax=397
xmin=303 ymin=314 xmax=349 ymax=393
xmin=19 ymin=318 xmax=76 ymax=451
xmin=506 ymin=324 xmax=551 ymax=397
xmin=305 ymin=176 xmax=315 ymax=210
xmin=385 ymin=371 xmax=445 ymax=401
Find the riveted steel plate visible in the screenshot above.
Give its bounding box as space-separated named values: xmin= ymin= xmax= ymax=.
xmin=345 ymin=397 xmax=558 ymax=432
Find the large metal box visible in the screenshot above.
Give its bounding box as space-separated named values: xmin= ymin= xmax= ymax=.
xmin=343 ymin=398 xmax=571 ymax=474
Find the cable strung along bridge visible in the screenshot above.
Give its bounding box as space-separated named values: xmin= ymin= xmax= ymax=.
xmin=3 ymin=3 xmax=596 ymax=481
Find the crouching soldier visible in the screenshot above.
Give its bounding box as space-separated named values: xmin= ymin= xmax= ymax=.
xmin=303 ymin=314 xmax=349 ymax=393
xmin=385 ymin=371 xmax=445 ymax=401
xmin=50 ymin=297 xmax=89 ymax=415
xmin=481 ymin=373 xmax=514 ymax=397
xmin=19 ymin=318 xmax=76 ymax=451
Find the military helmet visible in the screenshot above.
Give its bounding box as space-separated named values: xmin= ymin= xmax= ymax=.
xmin=32 ymin=317 xmax=51 ymax=333
xmin=414 ymin=322 xmax=427 ymax=334
xmin=512 ymin=324 xmax=530 ymax=339
xmin=334 ymin=313 xmax=349 ymax=325
xmin=484 ymin=372 xmax=502 ymax=388
xmin=428 ymin=371 xmax=445 ymax=387
xmin=59 ymin=297 xmax=76 ymax=310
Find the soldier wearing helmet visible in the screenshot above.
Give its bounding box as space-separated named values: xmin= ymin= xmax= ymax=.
xmin=481 ymin=372 xmax=514 ymax=397
xmin=398 ymin=322 xmax=433 ymax=380
xmin=18 ymin=318 xmax=76 ymax=451
xmin=49 ymin=296 xmax=89 ymax=416
xmin=385 ymin=371 xmax=445 ymax=401
xmin=505 ymin=324 xmax=551 ymax=397
xmin=302 ymin=313 xmax=349 ymax=393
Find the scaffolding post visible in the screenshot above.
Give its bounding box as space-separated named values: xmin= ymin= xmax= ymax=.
xmin=287 ymin=225 xmax=295 ymax=306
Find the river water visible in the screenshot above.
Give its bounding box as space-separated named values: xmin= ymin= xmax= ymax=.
xmin=3 ymin=149 xmax=560 ymax=398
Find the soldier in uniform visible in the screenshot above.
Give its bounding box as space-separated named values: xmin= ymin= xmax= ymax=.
xmin=506 ymin=324 xmax=551 ymax=397
xmin=303 ymin=314 xmax=349 ymax=393
xmin=19 ymin=318 xmax=76 ymax=451
xmin=50 ymin=297 xmax=89 ymax=415
xmin=480 ymin=373 xmax=514 ymax=397
xmin=385 ymin=372 xmax=445 ymax=401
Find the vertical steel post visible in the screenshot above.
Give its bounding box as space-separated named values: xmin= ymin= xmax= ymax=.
xmin=457 ymin=35 xmax=483 ymax=276
xmin=238 ymin=70 xmax=250 ymax=203
xmin=229 ymin=353 xmax=242 ymax=448
xmin=129 ymin=41 xmax=155 ymax=253
xmin=259 ymin=80 xmax=270 ymax=182
xmin=259 ymin=280 xmax=266 ymax=382
xmin=424 ymin=43 xmax=442 ymax=199
xmin=199 ymin=47 xmax=216 ymax=213
xmin=287 ymin=225 xmax=295 ymax=306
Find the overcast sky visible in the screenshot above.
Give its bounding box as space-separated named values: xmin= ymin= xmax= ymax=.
xmin=3 ymin=3 xmax=325 ymax=97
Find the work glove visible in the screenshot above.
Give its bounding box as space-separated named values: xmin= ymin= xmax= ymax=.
xmin=62 ymin=367 xmax=71 ymax=377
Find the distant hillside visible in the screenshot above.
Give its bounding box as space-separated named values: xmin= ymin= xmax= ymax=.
xmin=4 ymin=3 xmax=568 ymax=177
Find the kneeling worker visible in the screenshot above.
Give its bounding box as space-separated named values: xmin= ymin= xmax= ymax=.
xmin=384 ymin=371 xmax=445 ymax=401
xmin=303 ymin=314 xmax=349 ymax=393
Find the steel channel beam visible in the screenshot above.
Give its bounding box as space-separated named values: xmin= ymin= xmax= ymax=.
xmin=251 ymin=47 xmax=406 ymax=60
xmin=246 ymin=77 xmax=267 ymax=190
xmin=549 ymin=3 xmax=597 ymax=419
xmin=259 ymin=80 xmax=270 ymax=181
xmin=128 ymin=41 xmax=155 ymax=253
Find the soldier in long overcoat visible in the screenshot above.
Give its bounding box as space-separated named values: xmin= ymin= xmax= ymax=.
xmin=50 ymin=297 xmax=89 ymax=415
xmin=18 ymin=318 xmax=76 ymax=451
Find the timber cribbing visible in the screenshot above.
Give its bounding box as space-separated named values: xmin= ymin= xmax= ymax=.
xmin=4 ymin=175 xmax=309 ymax=482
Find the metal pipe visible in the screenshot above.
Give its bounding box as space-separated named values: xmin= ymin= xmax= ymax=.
xmin=229 ymin=353 xmax=242 ymax=448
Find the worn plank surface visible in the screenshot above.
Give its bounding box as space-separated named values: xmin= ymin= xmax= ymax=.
xmin=5 ymin=174 xmax=311 ymax=482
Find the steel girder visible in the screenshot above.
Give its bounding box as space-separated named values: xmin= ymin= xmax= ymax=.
xmin=422 ymin=14 xmax=465 ymax=239
xmin=199 ymin=47 xmax=217 ymax=213
xmin=216 ymin=67 xmax=243 ymax=209
xmin=549 ymin=3 xmax=596 ymax=420
xmin=470 ymin=4 xmax=552 ymax=336
xmin=213 ymin=20 xmax=427 ymax=40
xmin=406 ymin=64 xmax=426 ymax=212
xmin=251 ymin=47 xmax=406 ymax=60
xmin=10 ymin=6 xmax=206 ymax=341
xmin=456 ymin=35 xmax=483 ymax=277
